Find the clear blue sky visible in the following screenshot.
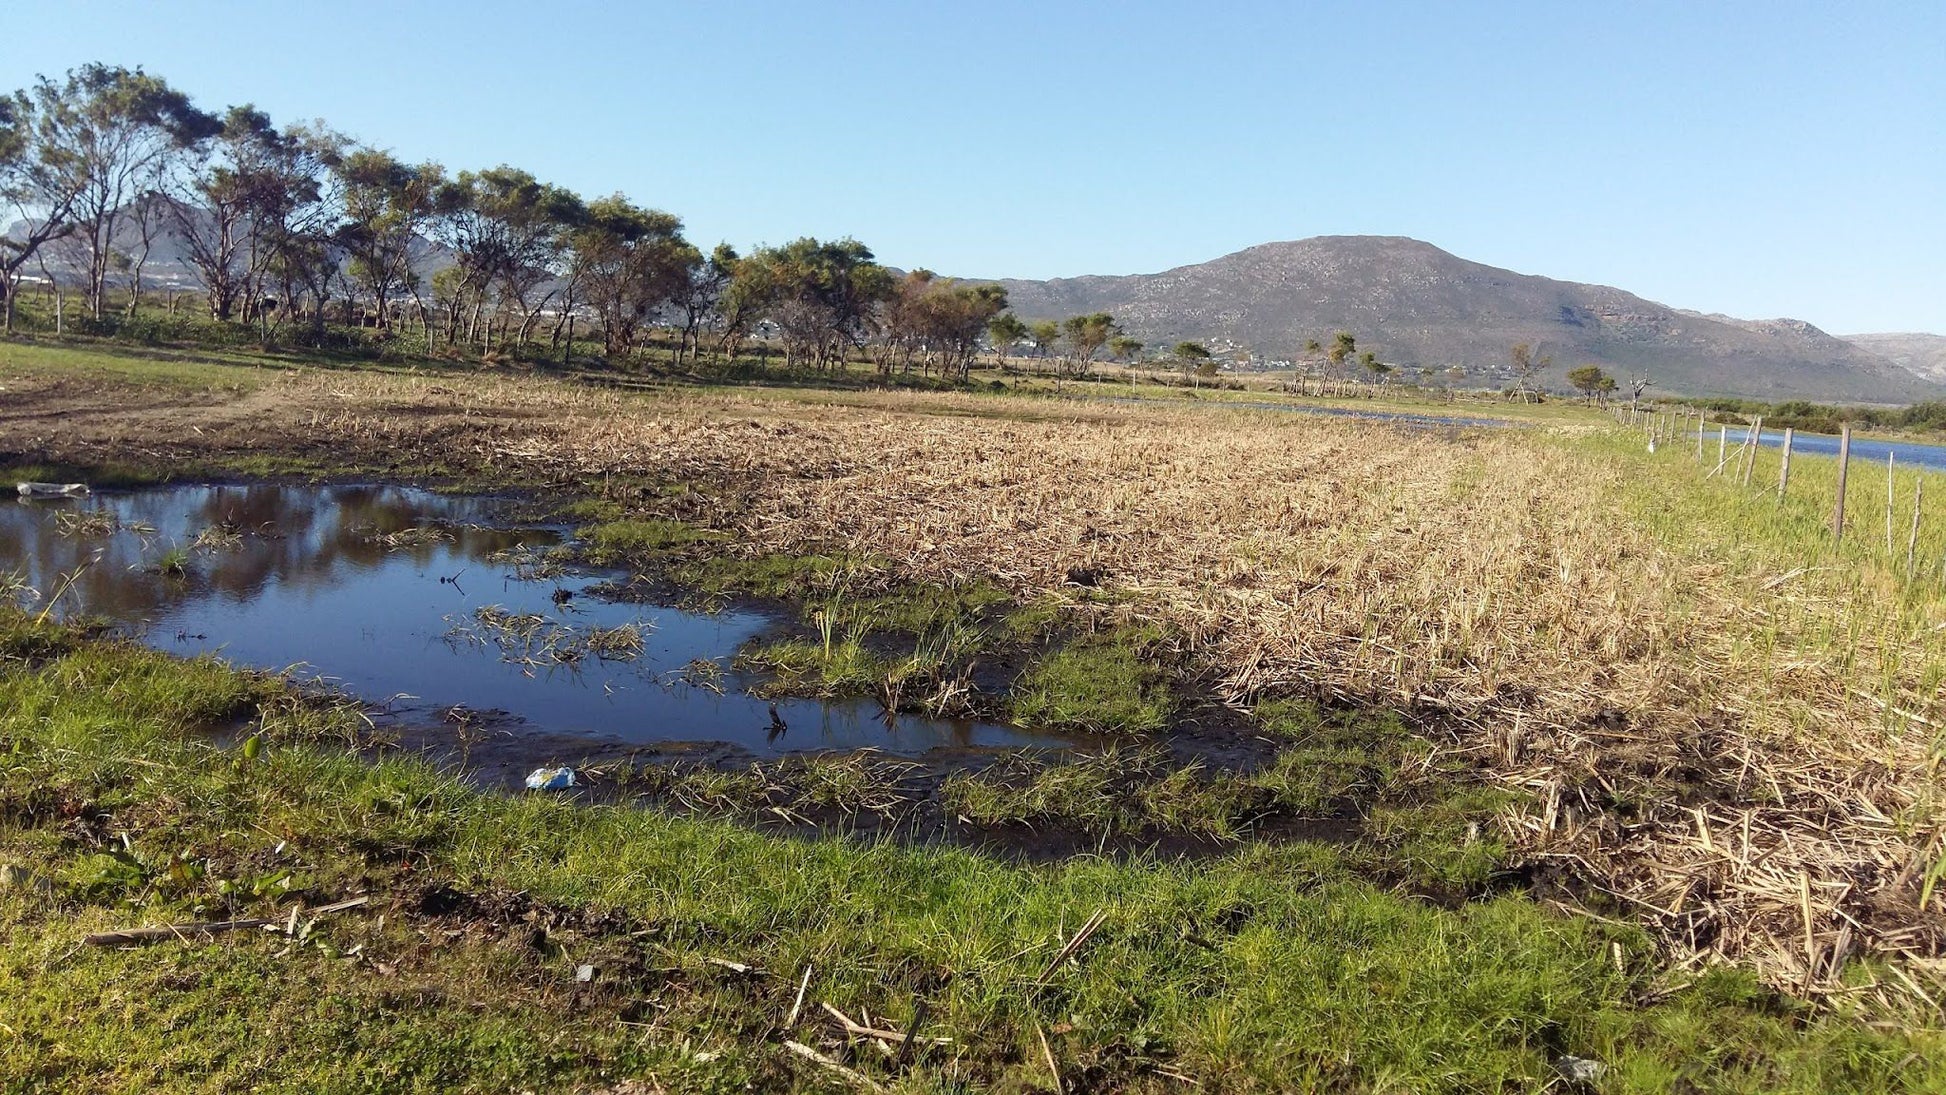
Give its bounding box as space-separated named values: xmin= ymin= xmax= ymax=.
xmin=7 ymin=0 xmax=1943 ymax=333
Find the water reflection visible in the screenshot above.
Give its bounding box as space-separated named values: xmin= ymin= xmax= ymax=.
xmin=3 ymin=484 xmax=1053 ymax=756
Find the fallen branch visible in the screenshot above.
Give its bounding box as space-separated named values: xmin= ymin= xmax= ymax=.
xmin=84 ymin=896 xmax=370 ymax=947
xmin=820 ymin=1002 xmax=952 ymax=1046
xmin=1038 ymin=908 xmax=1109 ymax=984
xmin=783 ymin=1039 xmax=886 ymax=1093
xmin=84 ymin=917 xmax=276 ymax=947
xmin=1038 ymin=1025 xmax=1064 ymax=1095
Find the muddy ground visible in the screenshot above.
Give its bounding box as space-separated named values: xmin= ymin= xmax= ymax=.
xmin=3 ymin=365 xmax=1376 ymax=865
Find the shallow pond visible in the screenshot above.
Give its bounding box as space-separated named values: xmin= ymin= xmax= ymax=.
xmin=3 ymin=483 xmax=1055 ymax=756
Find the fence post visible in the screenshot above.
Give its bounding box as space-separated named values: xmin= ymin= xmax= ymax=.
xmin=1695 ymin=414 xmax=1705 ymax=461
xmin=1908 ymin=476 xmax=1923 ymax=574
xmin=1886 ymin=452 xmax=1896 ymax=554
xmin=1742 ymin=416 xmax=1763 ymax=486
xmin=1832 ymin=425 xmax=1851 ymax=540
xmin=1777 ymin=428 xmax=1793 ymax=501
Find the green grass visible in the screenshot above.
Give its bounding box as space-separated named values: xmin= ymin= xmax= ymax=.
xmin=737 ymin=636 xmax=892 ymax=698
xmin=941 ymin=746 xmax=1258 ymax=839
xmin=1574 ymin=424 xmax=1946 ymax=718
xmin=0 ymin=336 xmax=286 ymax=392
xmin=1 ymin=610 xmax=1939 ymax=1092
xmin=1011 ymin=626 xmax=1175 ymax=734
xmin=576 ymin=517 xmax=730 ymax=564
xmin=938 ymin=701 xmax=1517 ymax=892
xmin=676 ymin=550 xmax=868 ymax=601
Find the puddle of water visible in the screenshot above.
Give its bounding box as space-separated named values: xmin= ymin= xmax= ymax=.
xmin=2 ymin=483 xmax=1055 ymax=756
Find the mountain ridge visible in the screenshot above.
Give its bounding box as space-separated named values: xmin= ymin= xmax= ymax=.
xmin=982 ymin=236 xmax=1941 ymax=403
xmin=1838 ymin=332 xmax=1946 ymax=385
xmin=13 ymin=213 xmax=1940 ymax=404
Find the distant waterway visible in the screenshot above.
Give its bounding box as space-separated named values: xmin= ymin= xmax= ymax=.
xmin=1694 ymin=427 xmax=1946 ymax=472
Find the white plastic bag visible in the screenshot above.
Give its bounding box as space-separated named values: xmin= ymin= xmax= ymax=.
xmin=524 ymin=766 xmax=575 ymax=791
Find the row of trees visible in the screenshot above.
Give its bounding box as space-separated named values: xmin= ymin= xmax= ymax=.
xmin=3 ymin=64 xmax=1149 ymax=379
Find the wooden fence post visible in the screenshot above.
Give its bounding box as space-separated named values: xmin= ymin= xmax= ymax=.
xmin=1695 ymin=414 xmax=1705 ymax=461
xmin=1742 ymin=416 xmax=1763 ymax=486
xmin=1886 ymin=453 xmax=1896 ymax=555
xmin=1832 ymin=426 xmax=1851 ymax=540
xmin=1908 ymin=476 xmax=1923 ymax=574
xmin=1777 ymin=428 xmax=1793 ymax=501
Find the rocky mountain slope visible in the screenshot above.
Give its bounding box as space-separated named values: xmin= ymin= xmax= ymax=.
xmin=989 ymin=236 xmax=1939 ymax=402
xmin=1839 ymin=333 xmax=1946 ymax=385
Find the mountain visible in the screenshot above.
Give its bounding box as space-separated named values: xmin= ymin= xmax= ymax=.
xmin=986 ymin=236 xmax=1941 ymax=403
xmin=1839 ymin=333 xmax=1946 ymax=386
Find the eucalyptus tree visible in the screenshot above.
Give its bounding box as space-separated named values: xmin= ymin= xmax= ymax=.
xmin=711 ymin=244 xmax=768 ymax=362
xmin=0 ymin=89 xmax=80 ymax=333
xmin=22 ymin=64 xmax=219 ymax=319
xmin=567 ymin=193 xmax=687 ymax=360
xmin=255 ymin=122 xmax=345 ymax=334
xmin=665 ymin=241 xmax=738 ymax=367
xmin=1028 ymin=319 xmax=1060 ymax=369
xmin=875 ymin=269 xmax=1004 ymax=378
xmin=745 ymin=237 xmax=889 ymax=372
xmin=1327 ymin=331 xmax=1356 ymax=377
xmin=1628 ymin=372 xmax=1653 ymax=413
xmin=919 ymin=279 xmax=1007 ymax=381
xmin=1566 ymin=364 xmax=1608 ymax=404
xmin=876 ymin=268 xmax=937 ymax=374
xmin=1173 ymin=340 xmax=1212 ymax=384
xmin=987 ymin=312 xmax=1028 ymax=366
xmin=430 ymin=166 xmax=582 ymax=350
xmin=1059 ymin=312 xmax=1116 ymax=378
xmin=1509 ymin=342 xmax=1551 ymax=403
xmin=169 ymin=105 xmax=322 ymax=322
xmin=335 ymin=148 xmax=442 ymax=330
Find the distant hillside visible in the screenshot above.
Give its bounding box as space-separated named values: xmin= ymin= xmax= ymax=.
xmin=1840 ymin=333 xmax=1946 ymax=386
xmin=987 ymin=236 xmax=1940 ymax=403
xmin=6 ymin=200 xmax=454 ymax=292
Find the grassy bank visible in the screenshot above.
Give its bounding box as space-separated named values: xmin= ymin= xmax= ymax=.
xmin=3 ymin=611 xmax=1940 ymax=1093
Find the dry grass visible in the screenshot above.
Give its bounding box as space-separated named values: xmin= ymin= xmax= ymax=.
xmin=13 ymin=364 xmax=1946 ymax=1013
